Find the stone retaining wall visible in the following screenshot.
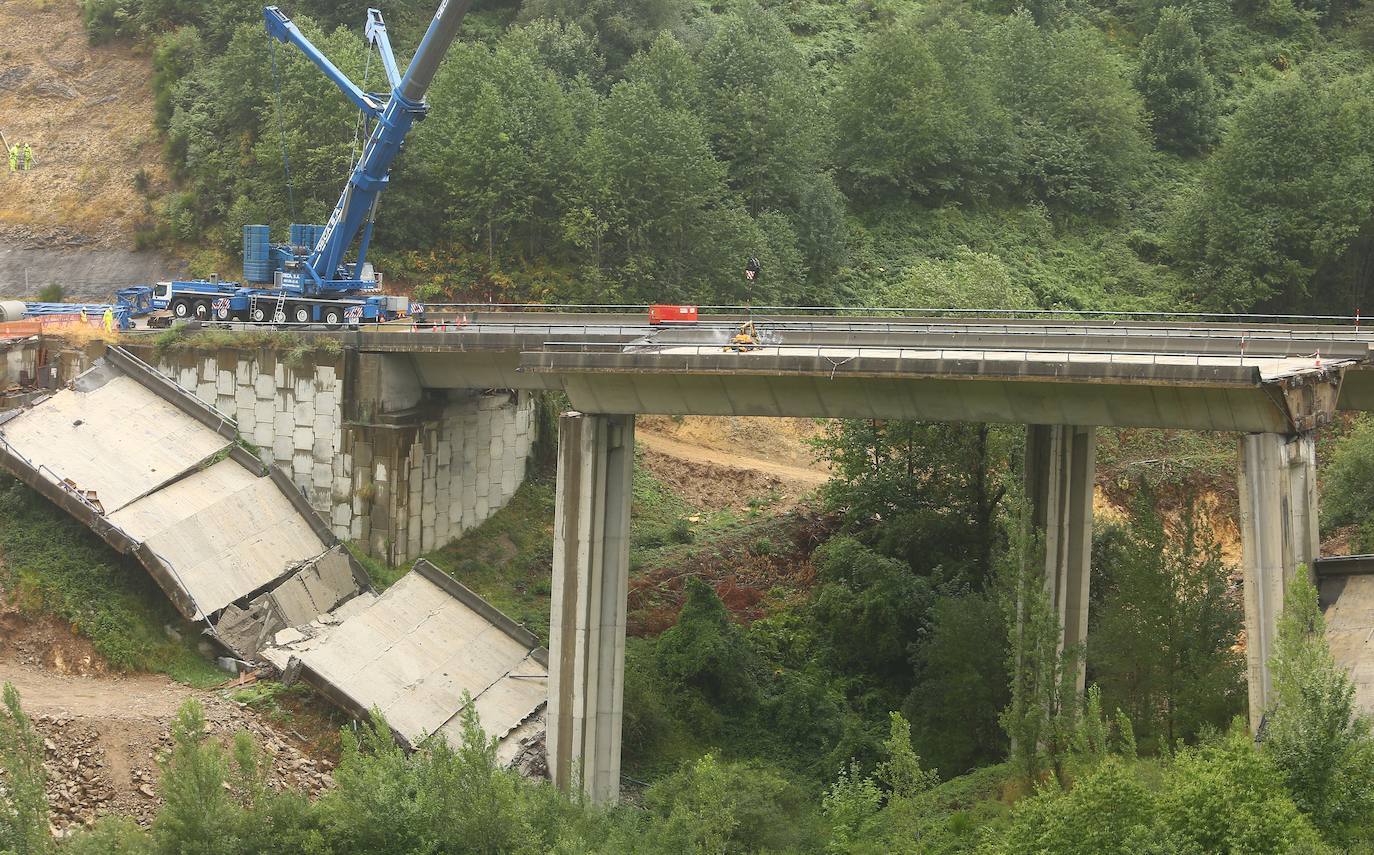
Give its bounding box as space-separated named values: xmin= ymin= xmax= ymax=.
xmin=133 ymin=344 xmax=534 ymax=564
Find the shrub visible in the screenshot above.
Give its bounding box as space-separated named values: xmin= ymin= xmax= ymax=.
xmin=0 ymin=685 xmax=50 ymax=855
xmin=1157 ymin=728 xmax=1326 ymax=854
xmin=1264 ymin=570 xmax=1374 ymax=845
xmin=35 ymin=284 xmax=64 ymax=303
xmin=654 ymin=579 xmax=758 ymax=712
xmin=1322 ymin=416 xmax=1374 ymax=538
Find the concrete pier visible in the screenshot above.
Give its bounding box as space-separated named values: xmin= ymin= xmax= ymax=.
xmin=1025 ymin=424 xmax=1097 ymax=694
xmin=1239 ymin=432 xmax=1318 ymax=730
xmin=546 ymin=411 xmax=635 ymax=804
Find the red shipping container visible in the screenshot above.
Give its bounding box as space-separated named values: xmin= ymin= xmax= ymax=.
xmin=648 ymin=304 xmax=699 ymax=324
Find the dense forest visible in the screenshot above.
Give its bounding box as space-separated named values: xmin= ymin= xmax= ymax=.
xmin=79 ymin=0 xmax=1374 ymax=313
xmin=6 ymin=0 xmax=1374 ymax=851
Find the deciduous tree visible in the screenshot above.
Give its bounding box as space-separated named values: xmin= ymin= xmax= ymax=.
xmin=1136 ymin=8 xmax=1216 ymax=154
xmin=1087 ymin=488 xmax=1245 ymax=751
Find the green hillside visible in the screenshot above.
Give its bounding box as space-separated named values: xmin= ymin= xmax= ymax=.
xmin=79 ymin=0 xmax=1374 ymax=314
xmin=9 ymin=1 xmax=1374 ymax=852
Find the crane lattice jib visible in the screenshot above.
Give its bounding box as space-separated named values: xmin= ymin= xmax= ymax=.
xmin=262 ymin=0 xmax=473 ymax=291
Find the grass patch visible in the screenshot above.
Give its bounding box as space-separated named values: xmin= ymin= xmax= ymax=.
xmin=230 ymin=680 xmax=312 ymax=725
xmin=151 ymin=326 xmax=342 ymax=366
xmin=421 ymin=459 xmax=810 ymax=648
xmin=629 ymin=453 xmax=699 ymax=559
xmin=422 ymin=478 xmax=558 ymax=646
xmin=344 ymin=541 xmax=405 ymax=591
xmin=229 ymin=678 xmax=349 ymax=759
xmin=626 ymin=449 xmax=801 ymax=582
xmin=0 ymin=476 xmax=227 ymax=687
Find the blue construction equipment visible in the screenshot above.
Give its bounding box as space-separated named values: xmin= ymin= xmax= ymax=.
xmin=114 ymin=286 xmax=155 ymax=317
xmin=157 ymin=0 xmax=473 ymax=326
xmin=21 ymin=303 xmax=132 ymax=330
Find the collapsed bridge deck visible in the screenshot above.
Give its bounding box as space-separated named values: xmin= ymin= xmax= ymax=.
xmin=0 ymin=345 xmax=547 ymax=760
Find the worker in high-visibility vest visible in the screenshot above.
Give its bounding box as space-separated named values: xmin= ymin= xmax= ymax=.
xmin=7 ymin=145 xmax=17 ymax=174
xmin=80 ymin=307 xmax=89 ymax=325
xmin=22 ymin=144 xmax=33 ymax=171
xmin=102 ymin=307 xmax=114 ymax=334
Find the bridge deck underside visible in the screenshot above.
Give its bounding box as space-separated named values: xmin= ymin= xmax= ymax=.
xmin=402 ymin=348 xmax=1333 ymax=432
xmin=555 ymin=370 xmax=1293 ymax=432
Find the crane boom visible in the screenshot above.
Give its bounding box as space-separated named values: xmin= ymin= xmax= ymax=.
xmin=263 ymin=0 xmax=472 ymax=291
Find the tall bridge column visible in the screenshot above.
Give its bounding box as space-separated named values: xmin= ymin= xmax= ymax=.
xmin=1025 ymin=424 xmax=1097 ymax=695
xmin=547 ymin=411 xmax=634 ymax=804
xmin=1239 ymin=432 xmax=1318 ymax=731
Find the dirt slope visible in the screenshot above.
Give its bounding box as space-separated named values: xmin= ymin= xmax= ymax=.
xmin=635 ymin=415 xmax=831 ymax=511
xmin=637 ymin=415 xmax=828 ymax=472
xmin=0 ymin=608 xmax=334 ymax=836
xmin=0 ymin=0 xmax=168 ymax=248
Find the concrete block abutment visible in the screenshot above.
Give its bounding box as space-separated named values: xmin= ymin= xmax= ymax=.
xmin=1239 ymin=431 xmax=1319 ymax=730
xmin=547 ymin=411 xmax=634 ymax=805
xmin=121 ymin=343 xmax=535 ymax=566
xmin=0 ymin=336 xmax=39 ymax=389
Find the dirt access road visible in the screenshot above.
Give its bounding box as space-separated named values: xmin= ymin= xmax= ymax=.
xmin=0 ymin=610 xmax=333 ymax=836
xmin=635 ymin=416 xmax=832 ymax=510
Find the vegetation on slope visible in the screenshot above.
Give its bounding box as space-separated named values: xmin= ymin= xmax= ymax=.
xmin=4 ymin=568 xmax=1371 ymax=853
xmin=0 ymin=477 xmax=226 ymax=687
xmin=75 ymin=0 xmax=1374 ymax=314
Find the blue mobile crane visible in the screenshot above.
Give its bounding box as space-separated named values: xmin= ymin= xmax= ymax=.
xmin=155 ymin=0 xmax=471 ymax=326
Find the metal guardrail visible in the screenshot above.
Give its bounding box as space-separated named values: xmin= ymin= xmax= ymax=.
xmin=536 ymin=340 xmax=1343 ymax=370
xmin=112 ymin=312 xmax=1374 ymax=363
xmin=1314 ymin=555 xmax=1374 ymax=576
xmin=0 ymin=429 xmax=109 ymax=519
xmin=413 ymin=301 xmax=1374 ymax=325
xmin=381 ymin=317 xmax=1371 ymax=342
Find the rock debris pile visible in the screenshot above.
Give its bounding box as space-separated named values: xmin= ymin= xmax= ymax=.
xmin=34 ymin=694 xmax=335 ymax=838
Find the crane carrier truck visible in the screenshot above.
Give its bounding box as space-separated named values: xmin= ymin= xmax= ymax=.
xmin=154 ymin=0 xmax=471 ymax=326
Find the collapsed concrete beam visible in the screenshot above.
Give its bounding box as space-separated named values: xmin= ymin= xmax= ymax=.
xmin=261 ymin=560 xmax=548 ymax=763
xmin=547 ymin=411 xmax=634 ymax=805
xmin=1239 ymin=432 xmax=1319 ymax=730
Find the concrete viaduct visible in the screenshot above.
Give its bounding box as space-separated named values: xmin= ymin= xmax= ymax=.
xmin=327 ymin=310 xmax=1374 ymax=803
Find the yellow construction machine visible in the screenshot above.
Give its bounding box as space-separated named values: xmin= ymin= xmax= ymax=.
xmin=725 ymin=320 xmax=761 ymax=353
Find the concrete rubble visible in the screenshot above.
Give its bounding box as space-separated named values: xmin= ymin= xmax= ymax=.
xmin=35 ymin=696 xmax=333 ymax=837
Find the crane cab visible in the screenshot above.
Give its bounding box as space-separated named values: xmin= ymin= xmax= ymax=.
xmin=151 ymin=282 xmax=172 ymax=310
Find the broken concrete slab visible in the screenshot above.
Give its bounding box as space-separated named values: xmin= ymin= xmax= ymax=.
xmin=212 ymin=545 xmax=367 ymax=658
xmin=265 ymin=561 xmax=548 ymax=758
xmin=0 ymin=349 xmax=372 ymax=660
xmin=1 ymin=347 xmax=543 ymax=766
xmin=109 ymin=459 xmax=330 ymax=616
xmin=216 ymin=600 xmax=287 ymax=661
xmin=1324 ymin=572 xmax=1374 ymax=716
xmin=0 ymin=372 xmax=229 ymax=512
